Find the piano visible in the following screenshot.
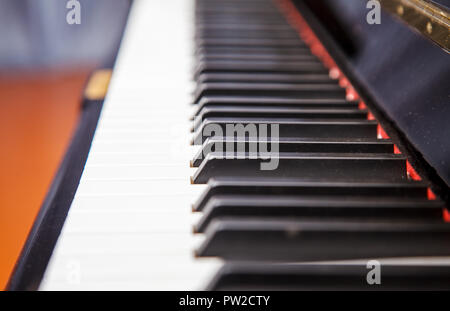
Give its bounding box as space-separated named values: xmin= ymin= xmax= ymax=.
xmin=7 ymin=0 xmax=450 ymax=290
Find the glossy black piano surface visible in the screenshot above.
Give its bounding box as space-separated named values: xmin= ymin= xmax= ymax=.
xmin=298 ymin=0 xmax=450 ymax=190
xmin=7 ymin=0 xmax=450 ymax=291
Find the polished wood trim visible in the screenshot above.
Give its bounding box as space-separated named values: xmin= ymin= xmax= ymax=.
xmin=379 ymin=0 xmax=450 ymax=52
xmin=84 ymin=69 xmax=112 ymax=100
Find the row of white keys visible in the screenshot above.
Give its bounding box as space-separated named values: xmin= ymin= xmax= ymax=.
xmin=40 ymin=0 xmax=222 ymax=290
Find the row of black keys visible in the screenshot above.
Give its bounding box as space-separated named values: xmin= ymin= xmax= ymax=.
xmin=192 ymin=0 xmax=450 ymax=290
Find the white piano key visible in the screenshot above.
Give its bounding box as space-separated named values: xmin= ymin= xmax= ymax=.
xmin=58 ymin=209 xmax=202 ymax=233
xmin=45 ymin=237 xmax=207 ymax=261
xmin=44 ymin=257 xmax=218 ymax=281
xmin=76 ymin=178 xmax=189 ymax=195
xmin=81 ymin=165 xmax=196 ymax=179
xmin=86 ymin=153 xmax=190 ymax=165
xmin=86 ymin=141 xmax=199 ymax=155
xmin=40 ymin=0 xmax=222 ymax=290
xmin=42 ymin=258 xmax=221 ymax=291
xmin=71 ymin=190 xmax=206 ymax=209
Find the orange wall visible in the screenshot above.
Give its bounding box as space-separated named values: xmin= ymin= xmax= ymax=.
xmin=0 ymin=68 xmax=92 ymax=289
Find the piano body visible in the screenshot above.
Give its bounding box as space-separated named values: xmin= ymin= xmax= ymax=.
xmin=7 ymin=0 xmax=450 ymax=290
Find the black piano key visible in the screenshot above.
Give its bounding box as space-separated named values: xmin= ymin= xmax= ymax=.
xmin=197 ymin=46 xmax=310 ymax=56
xmin=197 ymin=73 xmax=335 ymax=84
xmin=207 ymin=263 xmax=450 ymax=290
xmin=199 ymin=48 xmax=312 ymax=58
xmin=197 ymin=11 xmax=289 ymax=19
xmin=196 ymin=18 xmax=290 ymax=27
xmin=196 ymin=2 xmax=277 ymax=10
xmin=193 ymin=97 xmax=359 ymax=115
xmin=196 ymin=219 xmax=450 ymax=261
xmin=196 ymin=29 xmax=301 ymax=40
xmin=191 ymin=152 xmax=407 ymax=184
xmin=191 ymin=137 xmax=393 ymax=167
xmin=196 ymin=1 xmax=281 ymax=13
xmin=192 ymin=107 xmax=367 ymax=130
xmin=197 ymin=1 xmax=274 ymax=5
xmin=191 ymin=0 xmax=448 ymax=290
xmin=196 ymin=0 xmax=275 ymax=5
xmin=196 ymin=7 xmax=278 ymax=15
xmin=196 ymin=38 xmax=306 ymax=48
xmin=195 ymin=23 xmax=294 ymax=33
xmin=192 ymin=83 xmax=344 ymax=103
xmin=194 ymin=195 xmax=444 ymax=233
xmin=197 ymin=54 xmax=317 ymax=63
xmin=197 ymin=3 xmax=276 ymax=8
xmin=194 ymin=62 xmax=328 ymax=78
xmin=196 ymin=53 xmax=316 ymax=61
xmin=196 ymin=49 xmax=314 ymax=58
xmin=192 ymin=178 xmax=430 ymax=212
xmin=192 ymin=119 xmax=378 ymax=144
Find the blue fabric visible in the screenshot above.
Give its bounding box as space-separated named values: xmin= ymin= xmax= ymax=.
xmin=0 ymin=0 xmax=130 ymax=68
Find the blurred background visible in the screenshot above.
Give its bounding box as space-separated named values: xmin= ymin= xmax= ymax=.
xmin=0 ymin=0 xmax=131 ymax=289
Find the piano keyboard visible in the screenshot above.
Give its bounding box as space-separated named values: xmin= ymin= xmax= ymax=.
xmin=40 ymin=0 xmax=450 ymax=290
